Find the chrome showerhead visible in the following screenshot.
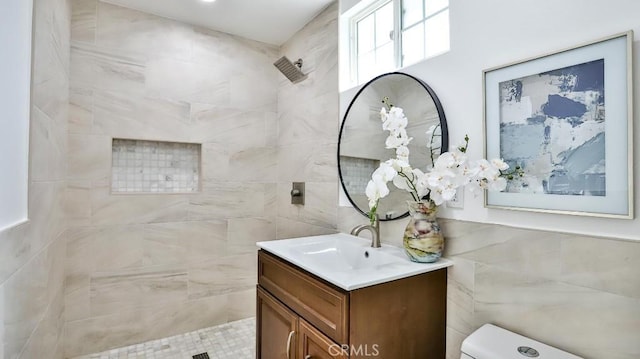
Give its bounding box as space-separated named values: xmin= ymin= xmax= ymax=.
xmin=274 ymin=56 xmax=308 ymax=83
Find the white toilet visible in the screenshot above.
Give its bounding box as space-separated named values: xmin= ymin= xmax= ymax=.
xmin=460 ymin=324 xmax=584 ymax=359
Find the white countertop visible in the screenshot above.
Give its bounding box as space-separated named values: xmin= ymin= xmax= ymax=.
xmin=257 ymin=233 xmax=453 ymax=291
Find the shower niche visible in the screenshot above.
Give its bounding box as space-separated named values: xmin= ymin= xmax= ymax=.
xmin=111 ymin=139 xmax=201 ymax=193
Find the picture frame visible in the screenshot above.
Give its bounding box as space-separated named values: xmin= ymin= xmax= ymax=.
xmin=483 ymin=31 xmax=634 ymax=218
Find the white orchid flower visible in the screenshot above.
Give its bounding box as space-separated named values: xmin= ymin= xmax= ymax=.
xmin=491 ymin=158 xmax=509 ymax=171
xmin=372 ymin=162 xmax=397 ymax=182
xmin=365 ymin=175 xmax=390 ymax=208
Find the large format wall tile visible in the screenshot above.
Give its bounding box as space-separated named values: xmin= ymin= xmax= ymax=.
xmin=561 ymin=236 xmax=640 ymax=299
xmin=65 ymin=1 xmax=281 ymax=356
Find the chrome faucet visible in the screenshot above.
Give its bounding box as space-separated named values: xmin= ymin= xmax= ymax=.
xmin=350 ymin=214 xmax=380 ymax=248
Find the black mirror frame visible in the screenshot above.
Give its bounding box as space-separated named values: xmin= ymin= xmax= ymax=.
xmin=337 ymin=72 xmax=449 ymax=221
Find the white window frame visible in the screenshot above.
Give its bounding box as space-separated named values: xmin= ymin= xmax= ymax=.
xmin=345 ymin=0 xmax=449 ymax=86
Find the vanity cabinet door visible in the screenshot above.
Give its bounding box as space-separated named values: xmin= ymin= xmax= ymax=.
xmin=257 ymin=287 xmax=299 ymax=359
xmin=298 ymin=319 xmax=348 ymax=359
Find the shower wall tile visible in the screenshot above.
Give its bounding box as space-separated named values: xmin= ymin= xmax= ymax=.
xmin=187 ymin=254 xmax=257 ymax=300
xmin=70 ymin=0 xmax=96 ymax=43
xmin=277 ymin=90 xmax=340 ymax=146
xmin=89 ymin=267 xmax=189 ymax=317
xmin=67 ymin=134 xmax=111 ymax=181
xmin=1 ymin=0 xmax=69 ymax=358
xmin=66 ymin=1 xmax=280 ymax=356
xmin=227 ymin=288 xmax=257 ymax=321
xmin=65 ymin=294 xmax=229 ymax=357
xmin=30 ymin=106 xmax=67 ymax=182
xmin=90 ymin=187 xmax=190 ymax=225
xmin=187 ymin=182 xmax=266 ymax=220
xmin=275 ymin=2 xmax=339 ymax=239
xmin=145 ymin=58 xmax=231 ymax=105
xmin=96 ymin=2 xmax=194 ymax=62
xmin=227 ymin=218 xmax=276 ymax=254
xmin=70 ymin=42 xmax=146 ymax=94
xmin=143 ymin=221 xmax=228 ymax=266
xmin=277 ymin=142 xmax=338 ymax=183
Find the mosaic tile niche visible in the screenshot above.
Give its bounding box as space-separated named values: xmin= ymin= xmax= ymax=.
xmin=340 ymin=156 xmax=379 ymax=195
xmin=111 ymin=139 xmax=201 ymax=193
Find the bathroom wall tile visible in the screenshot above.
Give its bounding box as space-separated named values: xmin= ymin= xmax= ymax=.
xmin=276 ymin=217 xmax=336 ymax=240
xmin=32 ymin=0 xmax=70 ymax=123
xmin=71 ymin=0 xmax=96 ymax=43
xmin=277 ymin=182 xmax=338 ymax=229
xmin=561 ymin=236 xmax=640 ymax=299
xmin=145 ymin=58 xmax=230 ymax=106
xmin=91 ymin=225 xmax=146 ymax=272
xmin=18 ymin=288 xmax=65 ymax=359
xmin=2 ymin=238 xmax=64 ymax=359
xmin=277 ymin=142 xmax=338 ymax=182
xmin=455 ymin=229 xmax=564 ymax=280
xmin=278 ymin=91 xmax=339 ymax=146
xmin=92 ymin=89 xmax=192 ymax=141
xmin=201 ymin=144 xmax=277 ymax=183
xmin=227 ymin=288 xmax=256 ymax=322
xmin=65 ymin=281 xmax=90 ymax=322
xmin=445 ymin=327 xmax=466 ymax=359
xmin=188 ymin=182 xmax=265 ymax=220
xmin=187 ymin=254 xmax=257 ymax=300
xmin=67 ymin=134 xmax=111 ymax=181
xmin=70 ymin=42 xmax=146 ymax=93
xmin=264 ymin=183 xmax=278 ymax=220
xmin=63 ymin=226 xmax=91 ymax=323
xmin=90 ymin=186 xmax=190 ymax=225
xmin=0 ymin=222 xmax=31 ymax=285
xmin=64 ymin=181 xmax=92 ymax=226
xmin=191 ymin=105 xmax=269 ymax=148
xmin=474 ymin=263 xmax=640 ymax=359
xmin=24 ymin=182 xmax=68 ymax=250
xmin=440 ymin=219 xmax=512 ymax=256
xmin=229 ymin=74 xmax=278 ymax=112
xmin=227 ymin=218 xmax=276 ymax=255
xmin=96 ymin=2 xmax=193 ymax=62
xmin=30 ymin=107 xmax=67 ymax=182
xmin=446 ymin=258 xmax=475 ymax=336
xmin=90 ymin=266 xmax=188 ymax=317
xmin=69 ymin=86 xmax=94 ymax=134
xmin=143 ymin=220 xmax=228 ymax=266
xmin=65 ymin=294 xmax=228 ymax=357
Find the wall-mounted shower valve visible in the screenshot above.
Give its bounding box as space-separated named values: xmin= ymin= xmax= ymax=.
xmin=291 ymin=182 xmax=305 ymax=205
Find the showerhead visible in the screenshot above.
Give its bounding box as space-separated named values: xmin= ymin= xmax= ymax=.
xmin=274 ymin=56 xmax=308 ymax=83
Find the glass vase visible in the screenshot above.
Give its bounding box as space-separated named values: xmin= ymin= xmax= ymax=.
xmin=403 ymin=200 xmax=444 ymax=263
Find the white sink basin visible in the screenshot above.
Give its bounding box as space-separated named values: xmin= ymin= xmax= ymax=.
xmin=257 ymin=233 xmax=452 ymax=290
xmin=288 ymin=237 xmax=398 ymax=271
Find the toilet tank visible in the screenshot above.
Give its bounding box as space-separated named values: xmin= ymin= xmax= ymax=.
xmin=461 ymin=324 xmax=584 ymax=359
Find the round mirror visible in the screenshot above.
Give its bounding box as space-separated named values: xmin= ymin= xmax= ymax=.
xmin=338 ymin=72 xmax=449 ymax=220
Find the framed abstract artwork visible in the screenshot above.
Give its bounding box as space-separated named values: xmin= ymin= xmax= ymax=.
xmin=483 ymin=31 xmax=633 ymax=218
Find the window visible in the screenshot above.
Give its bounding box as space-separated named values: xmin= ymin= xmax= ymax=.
xmin=345 ymin=0 xmax=450 ymax=85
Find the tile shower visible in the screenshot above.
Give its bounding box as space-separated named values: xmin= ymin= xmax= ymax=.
xmin=62 ymin=0 xmax=339 ymax=357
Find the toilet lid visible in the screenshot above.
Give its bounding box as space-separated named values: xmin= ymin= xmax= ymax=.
xmin=461 ymin=324 xmax=583 ymax=359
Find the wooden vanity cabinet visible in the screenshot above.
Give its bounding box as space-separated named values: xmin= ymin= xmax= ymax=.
xmin=257 ymin=250 xmax=447 ymax=359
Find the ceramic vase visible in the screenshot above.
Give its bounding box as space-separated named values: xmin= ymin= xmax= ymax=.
xmin=402 ymin=200 xmax=444 ymax=263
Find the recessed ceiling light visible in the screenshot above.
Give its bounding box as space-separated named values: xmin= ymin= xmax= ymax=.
xmin=202 ymin=0 xmax=216 ymax=2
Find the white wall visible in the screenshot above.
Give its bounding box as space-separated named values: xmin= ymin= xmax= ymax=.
xmin=0 ymin=0 xmax=33 ymax=230
xmin=340 ymin=0 xmax=640 ymax=241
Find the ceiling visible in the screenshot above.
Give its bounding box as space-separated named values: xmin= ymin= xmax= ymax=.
xmin=102 ymin=0 xmax=335 ymax=46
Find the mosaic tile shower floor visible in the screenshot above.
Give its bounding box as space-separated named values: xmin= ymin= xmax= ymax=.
xmin=71 ymin=318 xmax=255 ymax=359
